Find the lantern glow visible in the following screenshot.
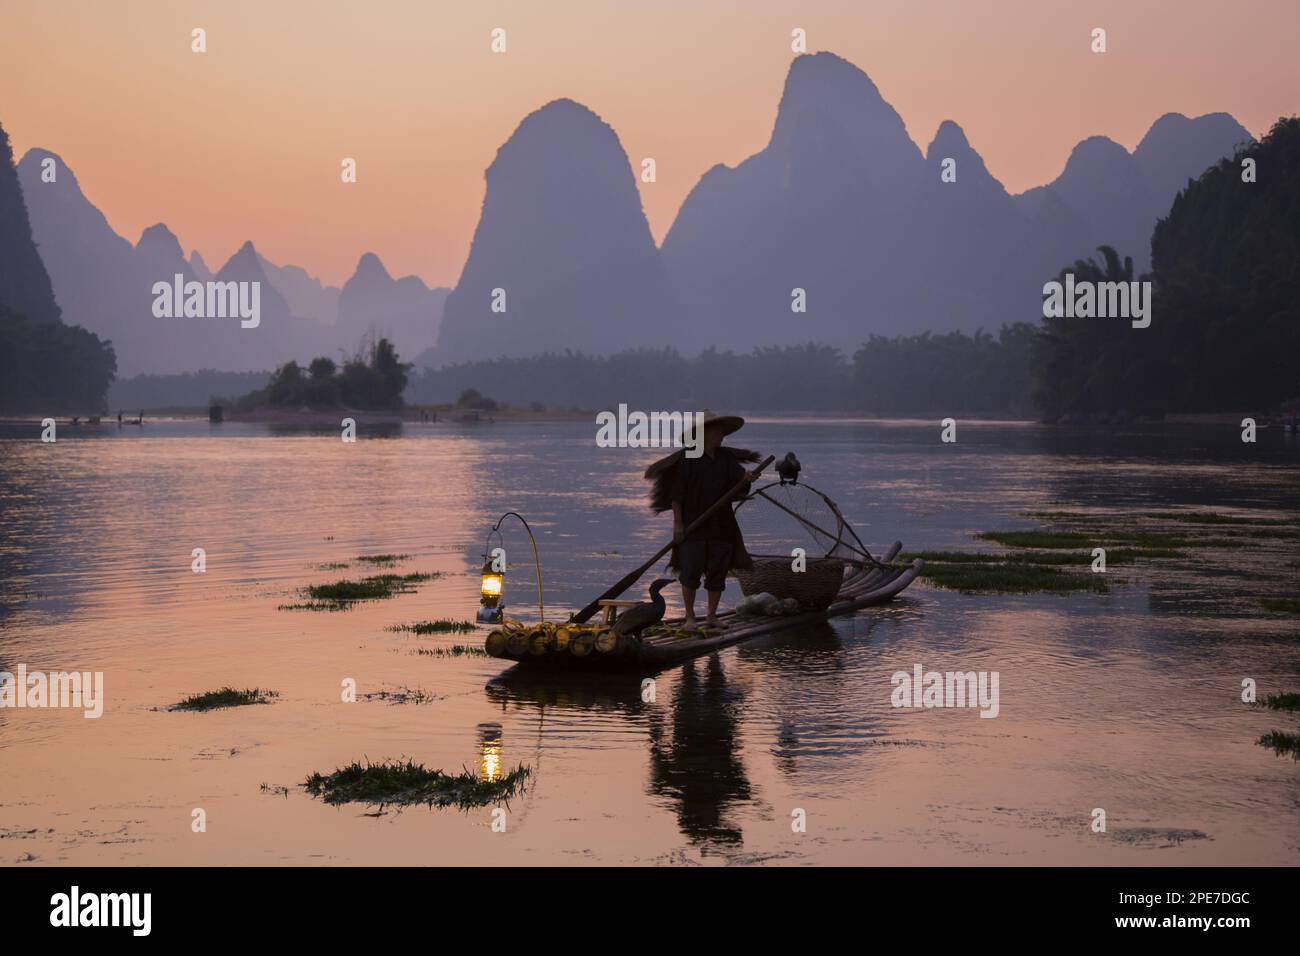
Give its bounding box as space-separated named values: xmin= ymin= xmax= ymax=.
xmin=476 ymin=512 xmax=544 ymax=625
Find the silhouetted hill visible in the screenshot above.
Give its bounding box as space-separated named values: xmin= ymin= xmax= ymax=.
xmin=17 ymin=150 xmax=341 ymax=374
xmin=661 ymin=57 xmax=1254 ymax=352
xmin=0 ymin=127 xmax=115 ymax=413
xmin=1016 ymin=113 xmax=1253 ymax=270
xmin=663 ymin=52 xmax=927 ymax=348
xmin=18 ymin=147 xmax=143 ymax=347
xmin=189 ymin=249 xmax=213 ymax=281
xmin=0 ymin=130 xmax=61 ymax=325
xmin=256 ymin=252 xmax=340 ymax=325
xmin=338 ymin=252 xmax=447 ymax=359
xmin=427 ymin=98 xmax=676 ymax=364
xmin=136 ymin=223 xmax=195 ymax=282
xmin=1134 ymin=112 xmax=1254 ymax=214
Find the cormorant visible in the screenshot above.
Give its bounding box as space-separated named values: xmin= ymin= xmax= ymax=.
xmin=612 ymin=578 xmax=675 ymax=637
xmin=776 ymin=452 xmax=801 ymax=485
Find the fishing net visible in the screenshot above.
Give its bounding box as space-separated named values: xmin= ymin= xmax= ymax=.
xmin=736 ymin=480 xmax=876 ymax=564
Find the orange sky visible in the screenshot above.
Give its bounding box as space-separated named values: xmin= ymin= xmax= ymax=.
xmin=2 ymin=0 xmax=1295 ymax=288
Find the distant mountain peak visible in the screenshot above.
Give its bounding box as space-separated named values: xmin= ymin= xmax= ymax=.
xmin=217 ymin=241 xmax=269 ymax=279
xmin=189 ymin=250 xmax=212 ymax=281
xmin=18 ymin=147 xmax=81 ymax=191
xmin=136 ymin=222 xmax=183 ymax=258
xmin=766 ymin=50 xmax=922 ymax=185
xmin=353 ymin=251 xmax=390 ymax=281
xmin=927 ymin=120 xmax=976 ymax=159
xmin=1065 ymin=135 xmax=1130 ymax=166
xmin=782 ymin=51 xmax=886 ymax=104
xmin=431 ymin=92 xmax=670 ymax=363
xmin=492 ymin=98 xmax=623 ymax=171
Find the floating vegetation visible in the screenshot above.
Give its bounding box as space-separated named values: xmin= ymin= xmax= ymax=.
xmin=260 ymin=783 xmax=290 ymax=797
xmin=1144 ymin=511 xmax=1292 ymax=527
xmin=917 ymin=561 xmax=1107 ymax=594
xmin=282 ymin=571 xmax=442 ymax=610
xmin=1257 ymin=731 xmax=1300 ymax=759
xmin=362 ymin=685 xmax=442 ymax=705
xmin=1260 ymin=598 xmax=1300 ymax=615
xmin=303 ymin=758 xmax=532 ymax=808
xmin=171 ymin=687 xmax=278 ymax=712
xmin=355 ymin=553 xmax=411 ymax=565
xmin=976 ymin=530 xmax=1189 ymax=550
xmin=415 ymin=645 xmax=487 ymax=658
xmin=277 ymin=601 xmax=351 ymax=612
xmin=904 ymin=548 xmax=1180 ymax=566
xmin=388 ymin=619 xmax=476 ymax=635
xmin=1259 ymin=693 xmax=1300 ymax=712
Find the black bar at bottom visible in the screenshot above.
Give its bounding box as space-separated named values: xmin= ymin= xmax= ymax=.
xmin=1 ymin=866 xmax=1286 ymax=942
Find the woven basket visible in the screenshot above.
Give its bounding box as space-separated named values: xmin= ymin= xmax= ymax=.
xmin=731 ymin=554 xmax=846 ymax=610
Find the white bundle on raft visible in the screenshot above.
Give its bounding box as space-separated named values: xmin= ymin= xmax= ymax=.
xmin=735 ymin=592 xmax=801 ymax=617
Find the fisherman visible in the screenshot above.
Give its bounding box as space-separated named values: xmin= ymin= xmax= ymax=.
xmin=644 ymin=410 xmax=762 ymax=630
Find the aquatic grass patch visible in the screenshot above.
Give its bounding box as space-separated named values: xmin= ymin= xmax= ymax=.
xmin=904 ymin=548 xmax=1179 ymax=567
xmin=1260 ymin=598 xmax=1300 ymax=614
xmin=387 ymin=619 xmax=476 ymax=635
xmin=362 ymin=685 xmax=442 ymax=705
xmin=1259 ymin=693 xmax=1300 ymax=712
xmin=1257 ymin=731 xmax=1300 ymax=759
xmin=975 ymin=530 xmax=1094 ymax=549
xmin=918 ymin=562 xmax=1107 ymax=594
xmin=414 ymin=645 xmax=487 ymax=658
xmin=977 ymin=529 xmax=1197 ymax=550
xmin=303 ymin=758 xmax=531 ymax=808
xmin=309 ymin=573 xmax=435 ymax=602
xmin=974 ymin=529 xmax=1184 ymax=549
xmin=283 ymin=571 xmax=443 ymax=610
xmin=1144 ymin=511 xmax=1293 ymax=527
xmin=355 ymin=553 xmax=411 ymax=565
xmin=171 ymin=687 xmax=278 ymax=712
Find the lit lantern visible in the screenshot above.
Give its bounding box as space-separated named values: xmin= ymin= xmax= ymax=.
xmin=476 ymin=512 xmax=544 ymax=625
xmin=477 ymin=558 xmax=504 ymax=624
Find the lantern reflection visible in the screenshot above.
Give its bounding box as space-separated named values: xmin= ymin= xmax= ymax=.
xmin=478 ymin=722 xmax=504 ymax=782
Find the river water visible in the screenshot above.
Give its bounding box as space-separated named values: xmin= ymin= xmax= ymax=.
xmin=0 ymin=417 xmax=1296 ymax=865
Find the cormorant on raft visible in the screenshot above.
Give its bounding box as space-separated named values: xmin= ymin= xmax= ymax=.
xmin=776 ymin=452 xmax=801 ymax=485
xmin=612 ymin=578 xmax=675 ymax=637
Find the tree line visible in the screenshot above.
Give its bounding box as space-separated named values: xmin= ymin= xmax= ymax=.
xmin=405 ymin=328 xmax=1038 ymax=416
xmin=228 ymin=337 xmax=410 ymax=411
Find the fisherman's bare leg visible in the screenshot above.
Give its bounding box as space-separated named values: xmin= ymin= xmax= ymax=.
xmin=705 ymin=590 xmax=722 ymax=628
xmin=681 ymin=584 xmax=698 ymax=629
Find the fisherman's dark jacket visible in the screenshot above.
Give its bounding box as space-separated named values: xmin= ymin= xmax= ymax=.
xmin=644 ymin=445 xmax=757 ymax=572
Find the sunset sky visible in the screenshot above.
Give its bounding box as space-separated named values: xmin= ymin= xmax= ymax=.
xmin=2 ymin=0 xmax=1296 ymax=288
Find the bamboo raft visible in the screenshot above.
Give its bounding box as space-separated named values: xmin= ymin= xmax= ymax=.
xmin=484 ymin=543 xmax=922 ymax=671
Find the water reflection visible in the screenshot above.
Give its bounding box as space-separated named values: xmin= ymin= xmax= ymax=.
xmin=2 ymin=417 xmax=1297 ymax=864
xmin=646 ymin=656 xmax=752 ymax=847
xmin=477 ymin=722 xmax=504 ymax=783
